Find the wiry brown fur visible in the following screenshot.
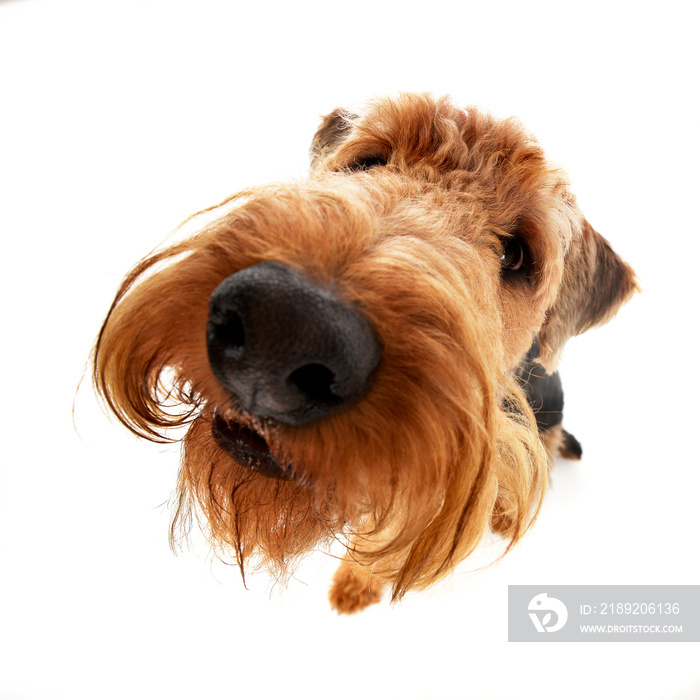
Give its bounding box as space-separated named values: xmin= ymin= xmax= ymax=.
xmin=93 ymin=94 xmax=637 ymax=613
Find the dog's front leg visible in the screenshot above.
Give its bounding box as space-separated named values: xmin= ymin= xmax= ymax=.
xmin=329 ymin=552 xmax=387 ymax=614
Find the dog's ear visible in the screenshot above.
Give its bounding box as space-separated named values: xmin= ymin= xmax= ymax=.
xmin=537 ymin=220 xmax=638 ymax=370
xmin=309 ymin=108 xmax=357 ymax=167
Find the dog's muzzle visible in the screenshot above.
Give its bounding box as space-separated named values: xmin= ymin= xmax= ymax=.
xmin=206 ymin=261 xmax=381 ymax=426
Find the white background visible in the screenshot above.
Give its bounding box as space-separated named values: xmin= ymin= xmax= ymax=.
xmin=1 ymin=1 xmax=698 ymax=698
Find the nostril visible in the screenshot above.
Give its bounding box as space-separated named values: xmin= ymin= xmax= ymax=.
xmin=212 ymin=311 xmax=246 ymax=358
xmin=287 ymin=363 xmax=340 ymax=406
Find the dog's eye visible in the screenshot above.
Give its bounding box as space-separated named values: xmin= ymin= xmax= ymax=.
xmin=500 ymin=237 xmax=529 ymax=274
xmin=350 ymin=155 xmax=387 ymax=171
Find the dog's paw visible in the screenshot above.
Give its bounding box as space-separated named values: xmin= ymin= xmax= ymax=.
xmin=490 ymin=509 xmax=515 ymax=537
xmin=540 ymin=424 xmax=582 ymax=461
xmin=559 ymin=428 xmax=582 ymax=460
xmin=329 ymin=562 xmax=384 ymax=614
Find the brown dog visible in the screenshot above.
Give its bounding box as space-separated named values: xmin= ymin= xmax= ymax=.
xmin=93 ymin=94 xmax=637 ymax=613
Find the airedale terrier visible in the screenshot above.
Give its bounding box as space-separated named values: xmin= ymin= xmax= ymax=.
xmin=93 ymin=94 xmax=637 ymax=613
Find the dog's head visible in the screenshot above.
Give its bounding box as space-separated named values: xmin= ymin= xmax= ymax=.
xmin=93 ymin=94 xmax=636 ymax=598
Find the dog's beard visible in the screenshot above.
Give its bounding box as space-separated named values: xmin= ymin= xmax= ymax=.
xmin=169 ymin=361 xmax=544 ymax=594
xmin=172 ymin=410 xmax=341 ymax=580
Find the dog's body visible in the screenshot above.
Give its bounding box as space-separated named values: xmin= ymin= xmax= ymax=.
xmin=94 ymin=94 xmax=637 ymax=613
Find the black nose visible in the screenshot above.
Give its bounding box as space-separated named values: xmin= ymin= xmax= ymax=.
xmin=206 ymin=262 xmax=381 ymax=426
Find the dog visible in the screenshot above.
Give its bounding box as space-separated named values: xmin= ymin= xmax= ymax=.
xmin=93 ymin=94 xmax=637 ymax=613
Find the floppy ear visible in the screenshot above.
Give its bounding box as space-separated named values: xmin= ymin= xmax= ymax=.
xmin=538 ymin=220 xmax=638 ymax=371
xmin=309 ymin=108 xmax=357 ymax=167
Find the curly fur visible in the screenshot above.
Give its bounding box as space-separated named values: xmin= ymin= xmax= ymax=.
xmin=93 ymin=94 xmax=637 ymax=612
